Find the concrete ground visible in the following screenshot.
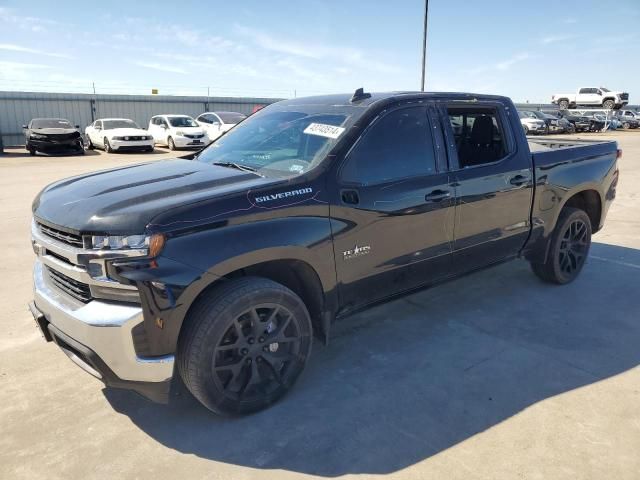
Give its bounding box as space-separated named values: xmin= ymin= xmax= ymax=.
xmin=0 ymin=134 xmax=638 ymax=480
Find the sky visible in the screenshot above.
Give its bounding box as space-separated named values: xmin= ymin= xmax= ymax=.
xmin=0 ymin=0 xmax=638 ymax=102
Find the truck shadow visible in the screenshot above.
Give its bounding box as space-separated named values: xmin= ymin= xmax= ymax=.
xmin=104 ymin=242 xmax=640 ymax=477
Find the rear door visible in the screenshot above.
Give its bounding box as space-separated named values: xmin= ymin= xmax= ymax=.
xmin=441 ymin=103 xmax=533 ymax=272
xmin=330 ymin=103 xmax=455 ymax=311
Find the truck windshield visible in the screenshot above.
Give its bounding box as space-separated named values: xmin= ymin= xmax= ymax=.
xmin=31 ymin=119 xmax=73 ymax=129
xmin=196 ymin=103 xmax=361 ymax=176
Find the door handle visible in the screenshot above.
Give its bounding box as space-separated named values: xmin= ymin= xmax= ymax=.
xmin=509 ymin=175 xmax=529 ymax=186
xmin=341 ymin=189 xmax=360 ymax=205
xmin=425 ymin=189 xmax=451 ymax=202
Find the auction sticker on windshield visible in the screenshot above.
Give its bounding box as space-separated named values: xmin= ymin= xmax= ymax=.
xmin=303 ymin=123 xmax=346 ymax=139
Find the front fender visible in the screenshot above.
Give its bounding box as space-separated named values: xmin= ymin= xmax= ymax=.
xmin=126 ymin=216 xmax=337 ymax=356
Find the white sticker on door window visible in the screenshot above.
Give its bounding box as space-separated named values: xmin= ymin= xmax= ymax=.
xmin=303 ymin=123 xmax=346 ymax=139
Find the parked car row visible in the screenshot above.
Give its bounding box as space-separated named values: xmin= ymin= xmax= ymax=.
xmin=518 ymin=107 xmax=640 ymax=135
xmin=22 ymin=111 xmax=247 ymax=156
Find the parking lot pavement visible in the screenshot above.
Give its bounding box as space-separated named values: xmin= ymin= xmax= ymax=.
xmin=0 ymin=133 xmax=639 ymax=480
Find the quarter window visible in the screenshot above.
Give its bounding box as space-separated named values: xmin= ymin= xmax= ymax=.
xmin=340 ymin=106 xmax=435 ymax=185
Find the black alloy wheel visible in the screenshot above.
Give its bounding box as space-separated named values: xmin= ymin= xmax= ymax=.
xmin=178 ymin=277 xmax=313 ymax=415
xmin=531 ymin=207 xmax=592 ymax=284
xmin=557 ymin=218 xmax=589 ymax=279
xmin=212 ymin=304 xmax=303 ymax=401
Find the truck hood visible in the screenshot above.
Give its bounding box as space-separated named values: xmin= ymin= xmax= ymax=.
xmin=33 ymin=159 xmax=275 ymax=234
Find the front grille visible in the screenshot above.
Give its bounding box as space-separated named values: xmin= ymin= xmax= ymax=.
xmin=47 ymin=267 xmax=93 ymax=303
xmin=38 ymin=223 xmax=84 ymax=248
xmin=123 ymin=136 xmax=146 ymax=141
xmin=620 ymin=93 xmax=629 ymax=101
xmin=41 ymin=132 xmax=80 ymax=142
xmin=185 ymin=134 xmax=204 ymax=139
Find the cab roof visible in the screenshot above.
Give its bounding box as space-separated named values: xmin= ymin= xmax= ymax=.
xmin=278 ymin=91 xmax=512 ymax=108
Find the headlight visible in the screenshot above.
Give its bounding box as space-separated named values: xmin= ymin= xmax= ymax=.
xmin=112 ymin=136 xmax=124 ymax=141
xmin=90 ymin=234 xmax=149 ymax=250
xmin=31 ymin=133 xmax=47 ymax=139
xmin=175 ymin=130 xmax=185 ymax=136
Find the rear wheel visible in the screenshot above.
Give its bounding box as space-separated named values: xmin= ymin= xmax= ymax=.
xmin=531 ymin=207 xmax=592 ymax=284
xmin=178 ymin=277 xmax=313 ymax=416
xmin=558 ymin=99 xmax=569 ymax=110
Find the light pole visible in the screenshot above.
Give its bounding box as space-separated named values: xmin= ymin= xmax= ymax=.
xmin=420 ymin=0 xmax=429 ymax=91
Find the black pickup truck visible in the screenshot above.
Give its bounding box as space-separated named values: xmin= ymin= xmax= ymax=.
xmin=29 ymin=90 xmax=620 ymax=415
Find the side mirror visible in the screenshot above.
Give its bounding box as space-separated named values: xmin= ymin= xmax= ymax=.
xmin=95 ymin=126 xmax=101 ymax=130
xmin=22 ymin=125 xmax=27 ymax=129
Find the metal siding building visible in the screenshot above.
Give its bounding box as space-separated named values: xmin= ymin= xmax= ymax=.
xmin=0 ymin=91 xmax=280 ymax=147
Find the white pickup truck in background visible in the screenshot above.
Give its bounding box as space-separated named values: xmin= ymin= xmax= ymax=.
xmin=552 ymin=87 xmax=629 ymax=110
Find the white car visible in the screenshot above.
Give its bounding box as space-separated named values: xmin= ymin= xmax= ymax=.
xmin=518 ymin=111 xmax=547 ymax=134
xmin=85 ymin=118 xmax=154 ymax=153
xmin=551 ymin=87 xmax=629 ymax=110
xmin=148 ymin=115 xmax=208 ymax=150
xmin=195 ymin=111 xmax=246 ymax=141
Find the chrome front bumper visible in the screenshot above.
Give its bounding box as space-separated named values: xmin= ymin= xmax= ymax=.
xmin=33 ymin=259 xmax=174 ymax=383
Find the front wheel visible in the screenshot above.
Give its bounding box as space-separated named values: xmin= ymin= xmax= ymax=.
xmin=104 ymin=137 xmax=112 ymax=153
xmin=531 ymin=207 xmax=592 ymax=284
xmin=86 ymin=136 xmax=94 ymax=150
xmin=178 ymin=277 xmax=313 ymax=416
xmin=523 ymin=125 xmax=529 ymax=135
xmin=168 ymin=137 xmax=176 ymax=150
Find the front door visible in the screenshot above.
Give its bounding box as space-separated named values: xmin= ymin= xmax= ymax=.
xmin=330 ymin=104 xmax=455 ymax=312
xmin=442 ymin=104 xmax=533 ymax=272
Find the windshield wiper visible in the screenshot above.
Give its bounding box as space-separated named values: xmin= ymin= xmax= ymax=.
xmin=212 ymin=162 xmax=260 ymax=174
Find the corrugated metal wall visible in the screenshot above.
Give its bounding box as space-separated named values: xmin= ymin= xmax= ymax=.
xmin=0 ymin=91 xmax=280 ymax=146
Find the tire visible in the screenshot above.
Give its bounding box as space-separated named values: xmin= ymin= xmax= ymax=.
xmin=178 ymin=277 xmax=313 ymax=416
xmin=168 ymin=137 xmax=176 ymax=151
xmin=103 ymin=137 xmax=112 ymax=153
xmin=86 ymin=136 xmax=94 ymax=150
xmin=544 ymin=125 xmax=550 ymax=135
xmin=28 ymin=147 xmax=36 ymax=156
xmin=602 ymin=99 xmax=615 ymax=110
xmin=523 ymin=125 xmax=529 ymax=135
xmin=558 ymin=99 xmax=569 ymax=110
xmin=622 ymin=122 xmax=630 ymax=130
xmin=530 ymin=207 xmax=592 ymax=285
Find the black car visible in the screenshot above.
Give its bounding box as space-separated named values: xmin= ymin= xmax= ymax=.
xmin=23 ymin=118 xmax=84 ymax=156
xmin=579 ymin=112 xmax=607 ymax=132
xmin=559 ymin=111 xmax=592 ymax=132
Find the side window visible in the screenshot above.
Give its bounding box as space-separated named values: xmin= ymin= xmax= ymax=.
xmin=447 ymin=107 xmax=508 ymax=168
xmin=96 ymin=120 xmax=102 ymax=129
xmin=151 ymin=117 xmax=159 ymax=125
xmin=579 ymin=88 xmax=589 ymax=94
xmin=341 ymin=106 xmax=435 ymax=185
xmin=198 ymin=114 xmax=211 ymax=124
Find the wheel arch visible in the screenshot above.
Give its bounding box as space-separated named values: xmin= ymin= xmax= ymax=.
xmin=559 ymin=188 xmax=603 ymax=233
xmin=181 ymin=252 xmax=330 ymax=340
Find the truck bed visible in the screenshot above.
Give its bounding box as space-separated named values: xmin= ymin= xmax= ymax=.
xmin=528 ymin=137 xmax=618 ymax=169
